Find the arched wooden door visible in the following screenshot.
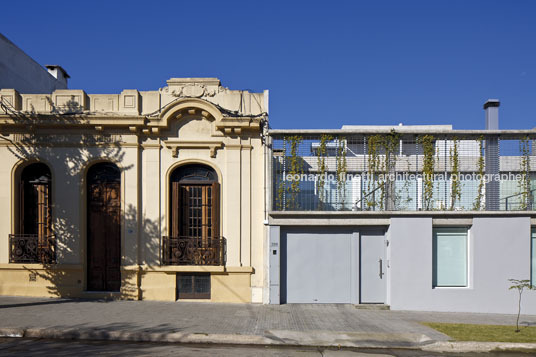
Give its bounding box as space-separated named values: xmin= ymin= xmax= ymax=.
xmin=87 ymin=163 xmax=121 ymax=291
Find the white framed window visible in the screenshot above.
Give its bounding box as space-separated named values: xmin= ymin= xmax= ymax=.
xmin=433 ymin=227 xmax=468 ymax=287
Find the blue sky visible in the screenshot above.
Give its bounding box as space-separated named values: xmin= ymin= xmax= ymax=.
xmin=2 ymin=0 xmax=535 ymax=130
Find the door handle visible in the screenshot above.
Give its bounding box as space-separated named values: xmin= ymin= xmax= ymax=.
xmin=379 ymin=258 xmax=384 ymax=279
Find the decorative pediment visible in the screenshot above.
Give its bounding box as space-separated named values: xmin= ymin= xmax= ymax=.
xmin=148 ymin=98 xmax=263 ymax=136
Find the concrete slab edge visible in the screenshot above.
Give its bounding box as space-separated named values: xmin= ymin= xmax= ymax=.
xmin=263 ymin=330 xmax=433 ymax=348
xmin=0 ymin=328 xmax=24 ymax=338
xmin=422 ymin=341 xmax=536 ymax=353
xmin=1 ymin=327 xmax=536 ymax=353
xmin=0 ymin=327 xmax=429 ymax=348
xmin=0 ymin=328 xmax=268 ymax=345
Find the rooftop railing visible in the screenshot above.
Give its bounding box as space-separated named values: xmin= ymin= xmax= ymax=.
xmin=269 ymin=130 xmax=536 ymax=212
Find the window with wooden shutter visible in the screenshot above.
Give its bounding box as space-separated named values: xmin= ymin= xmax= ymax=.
xmin=164 ymin=164 xmax=223 ymax=266
xmin=10 ymin=163 xmax=55 ymax=264
xmin=169 ymin=164 xmax=219 ymax=240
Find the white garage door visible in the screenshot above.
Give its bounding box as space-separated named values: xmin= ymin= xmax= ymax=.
xmin=281 ymin=229 xmax=358 ymax=303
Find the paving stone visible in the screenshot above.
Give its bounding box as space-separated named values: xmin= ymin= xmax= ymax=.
xmin=1 ymin=296 xmax=535 ymax=345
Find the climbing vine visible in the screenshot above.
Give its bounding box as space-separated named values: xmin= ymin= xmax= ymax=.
xmin=394 ymin=172 xmax=414 ymax=210
xmin=336 ymin=137 xmax=347 ymax=210
xmin=449 ymin=137 xmax=461 ymax=210
xmin=384 ymin=130 xmax=401 ymax=161
xmin=473 ymin=135 xmax=485 ymax=210
xmin=364 ymin=131 xmax=400 ymax=210
xmin=418 ymin=135 xmax=436 ymax=210
xmin=366 ymin=135 xmax=384 ymax=210
xmin=275 ymin=137 xmax=287 ymax=211
xmin=316 ymin=134 xmax=332 ymax=209
xmin=383 ymin=130 xmax=400 ymax=210
xmin=287 ymin=135 xmax=303 ymax=210
xmin=519 ymin=136 xmax=531 ymax=210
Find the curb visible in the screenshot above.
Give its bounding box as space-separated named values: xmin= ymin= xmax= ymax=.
xmin=0 ymin=327 xmax=431 ymax=349
xmin=0 ymin=328 xmax=271 ymax=345
xmin=422 ymin=341 xmax=536 ymax=354
xmin=0 ymin=328 xmax=24 ymax=338
xmin=2 ymin=327 xmax=536 ymax=353
xmin=263 ymin=330 xmax=433 ymax=348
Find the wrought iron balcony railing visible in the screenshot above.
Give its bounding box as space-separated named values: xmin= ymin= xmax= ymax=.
xmin=9 ymin=234 xmax=56 ymax=264
xmin=162 ymin=236 xmax=225 ymax=266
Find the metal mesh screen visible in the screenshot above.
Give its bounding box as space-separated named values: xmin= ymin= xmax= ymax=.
xmin=271 ymin=133 xmax=536 ymax=211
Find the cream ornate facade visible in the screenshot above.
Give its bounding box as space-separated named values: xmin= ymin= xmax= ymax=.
xmin=0 ymin=78 xmax=268 ymax=302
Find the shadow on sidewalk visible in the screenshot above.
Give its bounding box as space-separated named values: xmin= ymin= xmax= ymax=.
xmin=0 ymin=298 xmax=117 ymax=309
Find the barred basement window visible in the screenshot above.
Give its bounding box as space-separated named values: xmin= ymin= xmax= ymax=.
xmin=176 ymin=273 xmax=211 ymax=299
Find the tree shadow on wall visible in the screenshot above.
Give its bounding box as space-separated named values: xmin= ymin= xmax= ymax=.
xmin=119 ymin=205 xmax=164 ymax=300
xmin=25 ymin=204 xmax=163 ymax=300
xmin=0 ymin=97 xmax=162 ymax=300
xmin=1 ymin=97 xmax=129 ymax=173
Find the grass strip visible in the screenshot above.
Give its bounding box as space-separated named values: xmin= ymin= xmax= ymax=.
xmin=421 ymin=322 xmax=536 ymax=343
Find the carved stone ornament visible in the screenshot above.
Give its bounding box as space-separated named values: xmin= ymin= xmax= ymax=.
xmin=167 ymin=85 xmax=223 ymax=98
xmin=172 ymin=85 xmax=206 ymax=98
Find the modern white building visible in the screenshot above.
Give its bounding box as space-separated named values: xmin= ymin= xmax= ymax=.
xmin=266 ymin=101 xmax=536 ymax=314
xmin=0 ymin=33 xmax=69 ymax=93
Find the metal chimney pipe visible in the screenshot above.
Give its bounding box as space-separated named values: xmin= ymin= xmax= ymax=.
xmin=484 ymin=99 xmax=500 ymax=210
xmin=484 ymin=99 xmax=500 ymax=130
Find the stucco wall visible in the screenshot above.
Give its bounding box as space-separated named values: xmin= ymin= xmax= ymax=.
xmin=390 ymin=216 xmax=536 ymax=314
xmin=0 ymin=79 xmax=267 ymax=302
xmin=0 ymin=140 xmax=139 ymax=265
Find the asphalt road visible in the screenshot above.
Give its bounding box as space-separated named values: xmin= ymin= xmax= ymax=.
xmin=0 ymin=338 xmax=532 ymax=357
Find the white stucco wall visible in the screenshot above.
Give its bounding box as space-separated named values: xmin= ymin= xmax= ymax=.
xmin=390 ymin=216 xmax=536 ymax=314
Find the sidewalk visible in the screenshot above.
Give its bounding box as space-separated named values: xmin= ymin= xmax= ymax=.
xmin=1 ymin=296 xmax=535 ymax=353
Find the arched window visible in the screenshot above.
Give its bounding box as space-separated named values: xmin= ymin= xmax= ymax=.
xmin=169 ymin=164 xmax=219 ymax=239
xmin=10 ymin=162 xmax=55 ymax=263
xmin=164 ymin=164 xmax=222 ymax=266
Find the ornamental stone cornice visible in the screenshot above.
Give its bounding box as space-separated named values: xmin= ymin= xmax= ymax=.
xmin=0 ymin=79 xmax=266 ymax=136
xmin=164 ymin=139 xmax=224 ymax=158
